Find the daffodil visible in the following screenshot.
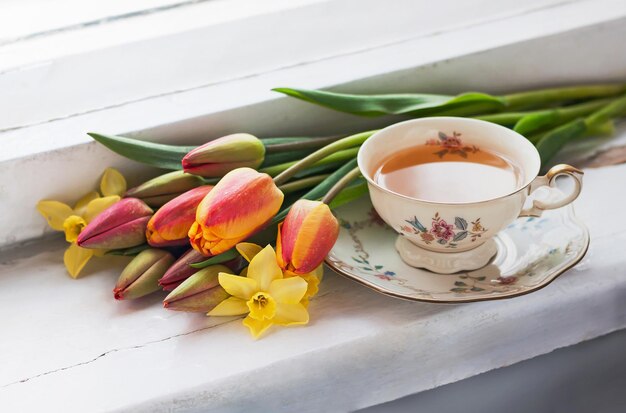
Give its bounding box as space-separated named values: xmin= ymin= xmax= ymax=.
xmin=36 ymin=168 xmax=127 ymax=278
xmin=208 ymin=244 xmax=310 ymax=339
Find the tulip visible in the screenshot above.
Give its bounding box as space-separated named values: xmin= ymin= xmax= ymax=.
xmin=188 ymin=167 xmax=284 ymax=256
xmin=158 ymin=249 xmax=206 ymax=291
xmin=77 ymin=198 xmax=153 ymax=250
xmin=114 ymin=249 xmax=175 ymax=300
xmin=163 ymin=265 xmax=230 ymax=312
xmin=182 ymin=133 xmax=265 ymax=178
xmin=125 ymin=171 xmax=205 ymax=207
xmin=276 ymin=199 xmax=339 ymax=274
xmin=146 ymin=185 xmax=213 ymax=248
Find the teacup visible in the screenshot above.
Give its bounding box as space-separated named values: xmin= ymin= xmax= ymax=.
xmin=357 ymin=117 xmax=583 ymax=273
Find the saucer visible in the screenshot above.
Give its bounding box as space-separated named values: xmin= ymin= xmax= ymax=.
xmin=325 ymin=197 xmax=589 ymax=303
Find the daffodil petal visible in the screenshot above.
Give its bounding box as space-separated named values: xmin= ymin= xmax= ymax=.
xmin=301 ymin=273 xmax=320 ymax=299
xmin=73 ymin=191 xmax=99 ymax=216
xmin=235 ymin=242 xmax=263 ymax=263
xmin=208 ymin=297 xmax=249 ymax=316
xmin=273 ymin=302 xmax=309 ymax=326
xmin=239 ymin=267 xmax=248 ymax=277
xmin=243 ymin=315 xmax=273 ymax=339
xmin=269 ymin=277 xmax=308 ymax=304
xmin=36 ymin=200 xmax=73 ymax=231
xmin=63 ymin=243 xmax=94 ymax=278
xmin=247 ymin=245 xmax=282 ymax=291
xmin=100 ymin=168 xmax=127 ymax=197
xmin=84 ymin=195 xmax=120 ymax=223
xmin=218 ymin=273 xmax=257 ymax=300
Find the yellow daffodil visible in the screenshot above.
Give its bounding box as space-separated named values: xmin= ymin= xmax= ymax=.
xmin=36 ymin=168 xmax=126 ymax=278
xmin=208 ymin=244 xmax=310 ymax=339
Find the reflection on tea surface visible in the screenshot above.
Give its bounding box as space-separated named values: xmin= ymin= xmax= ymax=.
xmin=374 ymin=143 xmax=522 ymax=203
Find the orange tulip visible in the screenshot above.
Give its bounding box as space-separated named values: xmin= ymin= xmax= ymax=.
xmin=276 ymin=199 xmax=339 ymax=274
xmin=146 ymin=185 xmax=213 ymax=247
xmin=188 ymin=168 xmax=284 ymax=256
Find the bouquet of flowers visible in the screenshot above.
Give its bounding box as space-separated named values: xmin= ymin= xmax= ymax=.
xmin=36 ymin=82 xmax=626 ymax=338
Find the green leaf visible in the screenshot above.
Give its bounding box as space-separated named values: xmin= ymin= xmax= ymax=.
xmin=454 ymin=281 xmax=467 ymax=287
xmin=454 ymin=217 xmax=468 ymax=230
xmin=535 ymin=119 xmax=587 ymax=165
xmin=470 ymin=287 xmax=485 ymax=292
xmin=450 ymin=287 xmax=467 ymax=292
xmin=328 ymin=180 xmax=369 ymax=210
xmin=273 ymin=88 xmax=505 ymax=117
xmin=105 ymin=244 xmax=150 ymax=256
xmin=514 ymin=111 xmax=558 ymax=136
xmin=88 ymin=133 xmax=195 ymax=170
xmin=190 ymin=249 xmax=240 ymax=269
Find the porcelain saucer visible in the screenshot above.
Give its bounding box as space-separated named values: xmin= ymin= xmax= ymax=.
xmin=325 ymin=197 xmax=590 ymax=303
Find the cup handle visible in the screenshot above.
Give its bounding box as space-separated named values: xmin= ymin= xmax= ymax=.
xmin=518 ymin=164 xmax=584 ymax=218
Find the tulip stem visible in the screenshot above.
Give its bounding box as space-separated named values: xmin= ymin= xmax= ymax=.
xmin=261 ymin=147 xmax=359 ymax=177
xmin=321 ymin=167 xmax=362 ymax=204
xmin=278 ymin=174 xmax=331 ymax=194
xmin=265 ymin=135 xmax=345 ymax=153
xmin=272 ymin=130 xmax=377 ymax=185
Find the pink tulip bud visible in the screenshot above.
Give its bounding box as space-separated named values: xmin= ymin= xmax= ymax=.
xmin=182 ymin=133 xmax=265 ymax=178
xmin=276 ymin=199 xmax=339 ymax=274
xmin=158 ymin=249 xmax=206 ymax=291
xmin=146 ymin=185 xmax=213 ymax=248
xmin=188 ymin=168 xmax=284 ymax=256
xmin=77 ymin=198 xmax=153 ymax=250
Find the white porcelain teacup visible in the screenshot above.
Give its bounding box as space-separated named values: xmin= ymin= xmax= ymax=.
xmin=357 ymin=117 xmax=583 ymax=273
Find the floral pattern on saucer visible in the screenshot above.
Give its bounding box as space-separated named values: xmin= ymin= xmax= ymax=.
xmin=326 ymin=197 xmax=589 ymax=303
xmin=400 ymin=213 xmax=488 ymax=249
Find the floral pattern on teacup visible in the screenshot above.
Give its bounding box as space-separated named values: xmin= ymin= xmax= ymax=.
xmin=425 ymin=131 xmax=479 ymax=158
xmin=400 ymin=213 xmax=488 ymax=249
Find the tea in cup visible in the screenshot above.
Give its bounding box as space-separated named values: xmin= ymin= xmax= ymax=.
xmin=357 ymin=117 xmax=583 ymax=273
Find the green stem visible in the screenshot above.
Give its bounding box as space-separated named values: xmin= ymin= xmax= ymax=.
xmin=474 ymin=97 xmax=612 ymax=126
xmin=272 ymin=130 xmax=376 ymax=185
xmin=278 ymin=174 xmax=330 ymax=194
xmin=272 ymin=158 xmax=358 ymax=223
xmin=503 ymin=84 xmax=626 ymax=110
xmin=265 ymin=135 xmax=344 ymax=153
xmin=320 ymin=167 xmax=362 ymax=204
xmin=261 ymin=147 xmax=359 ymax=177
xmin=584 ymin=94 xmax=626 ymax=127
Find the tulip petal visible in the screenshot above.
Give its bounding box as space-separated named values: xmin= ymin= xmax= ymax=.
xmin=269 ymin=277 xmax=308 ymax=304
xmin=243 ymin=315 xmax=273 ymax=339
xmin=63 ymin=243 xmax=94 ymax=278
xmin=73 ymin=191 xmax=99 ymax=216
xmin=84 ymin=195 xmax=121 ymax=222
xmin=236 ymin=242 xmax=263 ymax=263
xmin=218 ymin=273 xmax=258 ymax=300
xmin=36 ymin=200 xmax=73 ymax=231
xmin=288 ymin=202 xmax=339 ymax=274
xmin=247 ymin=245 xmax=282 ymax=291
xmin=273 ymin=302 xmax=309 ymax=326
xmin=208 ymin=297 xmax=249 ymax=316
xmin=100 ymin=168 xmax=127 ymax=197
